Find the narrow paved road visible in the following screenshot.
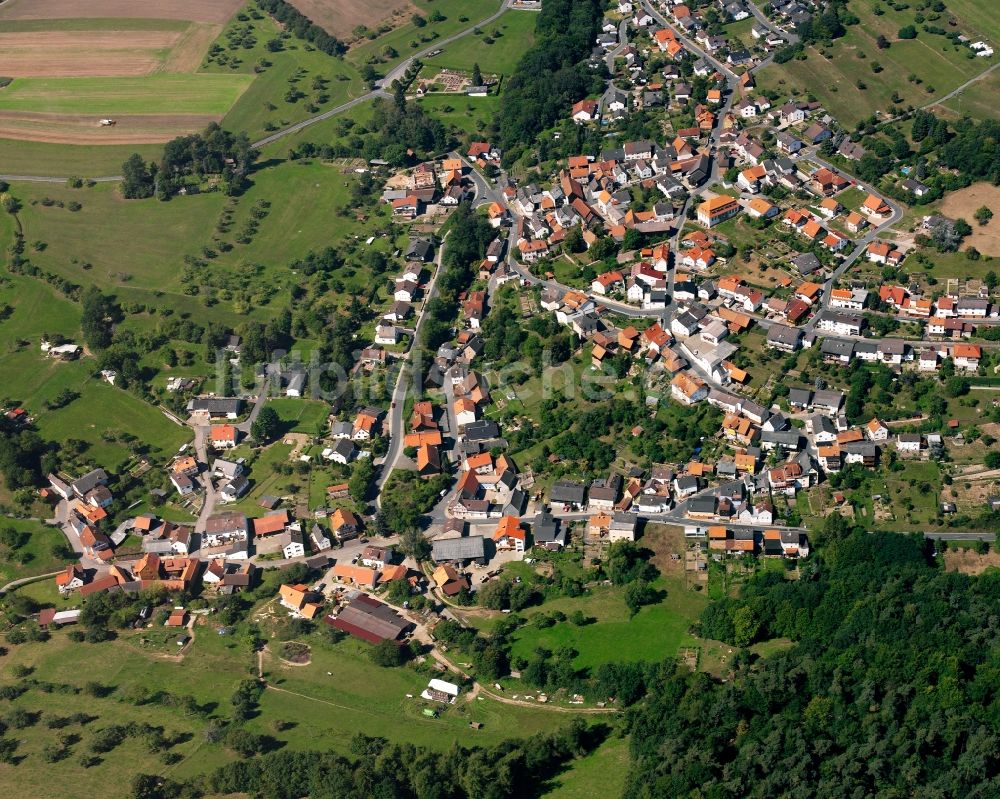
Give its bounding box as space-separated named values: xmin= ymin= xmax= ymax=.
xmin=252 ymin=0 xmax=513 ymax=149
xmin=375 ymin=232 xmax=450 ymax=501
xmin=0 ymin=174 xmax=122 ymax=183
xmin=922 ymin=61 xmax=1000 ymax=109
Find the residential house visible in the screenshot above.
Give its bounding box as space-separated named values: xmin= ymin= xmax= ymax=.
xmin=493 ymin=516 xmax=527 ymax=552
xmin=697 ymin=195 xmax=740 ymax=227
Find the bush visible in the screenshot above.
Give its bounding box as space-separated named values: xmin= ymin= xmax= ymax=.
xmin=368 ymin=639 xmax=408 ymax=667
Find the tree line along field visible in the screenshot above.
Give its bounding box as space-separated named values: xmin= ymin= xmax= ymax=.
xmin=757 ymin=0 xmax=997 ymax=126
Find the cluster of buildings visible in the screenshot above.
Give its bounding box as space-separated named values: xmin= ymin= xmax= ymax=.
xmin=382 ymin=159 xmax=475 ymax=219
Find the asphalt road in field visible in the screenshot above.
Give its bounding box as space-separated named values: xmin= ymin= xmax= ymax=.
xmin=250 ymin=0 xmax=514 ymax=150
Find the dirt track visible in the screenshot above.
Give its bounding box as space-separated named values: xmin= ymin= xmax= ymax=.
xmin=0 ymin=111 xmax=218 ymax=144
xmin=0 ymin=0 xmax=244 ymax=24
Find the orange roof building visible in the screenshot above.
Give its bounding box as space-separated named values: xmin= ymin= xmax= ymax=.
xmin=697 ymin=195 xmax=740 ymax=227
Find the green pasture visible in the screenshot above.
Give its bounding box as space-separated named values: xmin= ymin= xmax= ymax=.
xmin=0 ymin=74 xmax=253 ymax=115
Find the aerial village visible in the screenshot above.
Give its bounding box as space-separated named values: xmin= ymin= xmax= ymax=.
xmin=26 ymin=0 xmax=998 ymax=655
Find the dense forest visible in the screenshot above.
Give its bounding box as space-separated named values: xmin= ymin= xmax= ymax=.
xmin=498 ymin=0 xmax=607 ymax=160
xmin=623 ymin=529 xmax=1000 ymax=798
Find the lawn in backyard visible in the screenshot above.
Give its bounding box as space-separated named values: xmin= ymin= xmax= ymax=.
xmin=422 ymin=9 xmax=536 ymax=75
xmin=756 ymin=1 xmax=995 ymax=126
xmin=226 ymin=441 xmax=299 ymax=513
xmin=264 ymin=398 xmax=330 ymax=436
xmin=724 ymin=16 xmax=756 ymax=50
xmin=0 ymin=74 xmax=252 ymax=115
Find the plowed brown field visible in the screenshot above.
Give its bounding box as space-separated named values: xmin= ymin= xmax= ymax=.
xmin=0 ymin=111 xmax=216 ymax=143
xmin=0 ymin=30 xmax=181 ymax=76
xmin=289 ymin=0 xmax=416 ymax=40
xmin=0 ymin=0 xmax=243 ymax=24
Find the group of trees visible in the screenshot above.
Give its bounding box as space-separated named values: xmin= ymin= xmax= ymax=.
xmin=0 ymin=419 xmax=50 ymax=489
xmin=80 ymin=287 xmax=121 ymax=351
xmin=254 ymin=0 xmax=344 ymax=55
xmin=122 ymin=124 xmax=257 ymax=200
xmin=181 ymin=725 xmax=594 ymax=799
xmin=378 ymin=470 xmax=448 ymax=531
xmin=421 ymin=205 xmax=495 ymax=352
xmin=499 ymin=0 xmax=606 ymax=161
xmin=626 ymin=530 xmax=1000 ymax=797
xmin=292 ymin=98 xmax=449 ymax=166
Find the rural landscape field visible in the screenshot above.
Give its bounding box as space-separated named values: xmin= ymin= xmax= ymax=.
xmin=1 ymin=0 xmax=999 ymax=798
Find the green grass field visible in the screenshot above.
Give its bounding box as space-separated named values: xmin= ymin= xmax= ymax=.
xmin=546 ymin=735 xmax=630 ymax=799
xmin=348 ymin=0 xmax=502 ymax=72
xmin=0 ymin=272 xmax=190 ymax=468
xmin=415 ymin=93 xmax=498 ymax=135
xmin=724 ymin=16 xmax=756 ymax=50
xmin=757 ymin=1 xmax=995 ymax=125
xmin=0 ymin=74 xmax=253 ymax=115
xmin=0 ymin=604 xmax=583 ymax=799
xmin=509 ymin=573 xmax=708 ymax=671
xmin=14 ymin=159 xmax=382 ymax=317
xmin=422 ymin=10 xmax=536 ymax=74
xmin=0 ymin=139 xmax=161 ymax=177
xmin=937 ymin=69 xmax=1000 ymax=119
xmin=256 ymin=634 xmax=570 ymax=751
xmin=257 ymin=98 xmax=377 ymax=157
xmin=35 ymin=379 xmax=190 ymax=469
xmin=264 ymin=398 xmax=330 ymax=436
xmin=203 ymin=9 xmax=367 ymax=140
